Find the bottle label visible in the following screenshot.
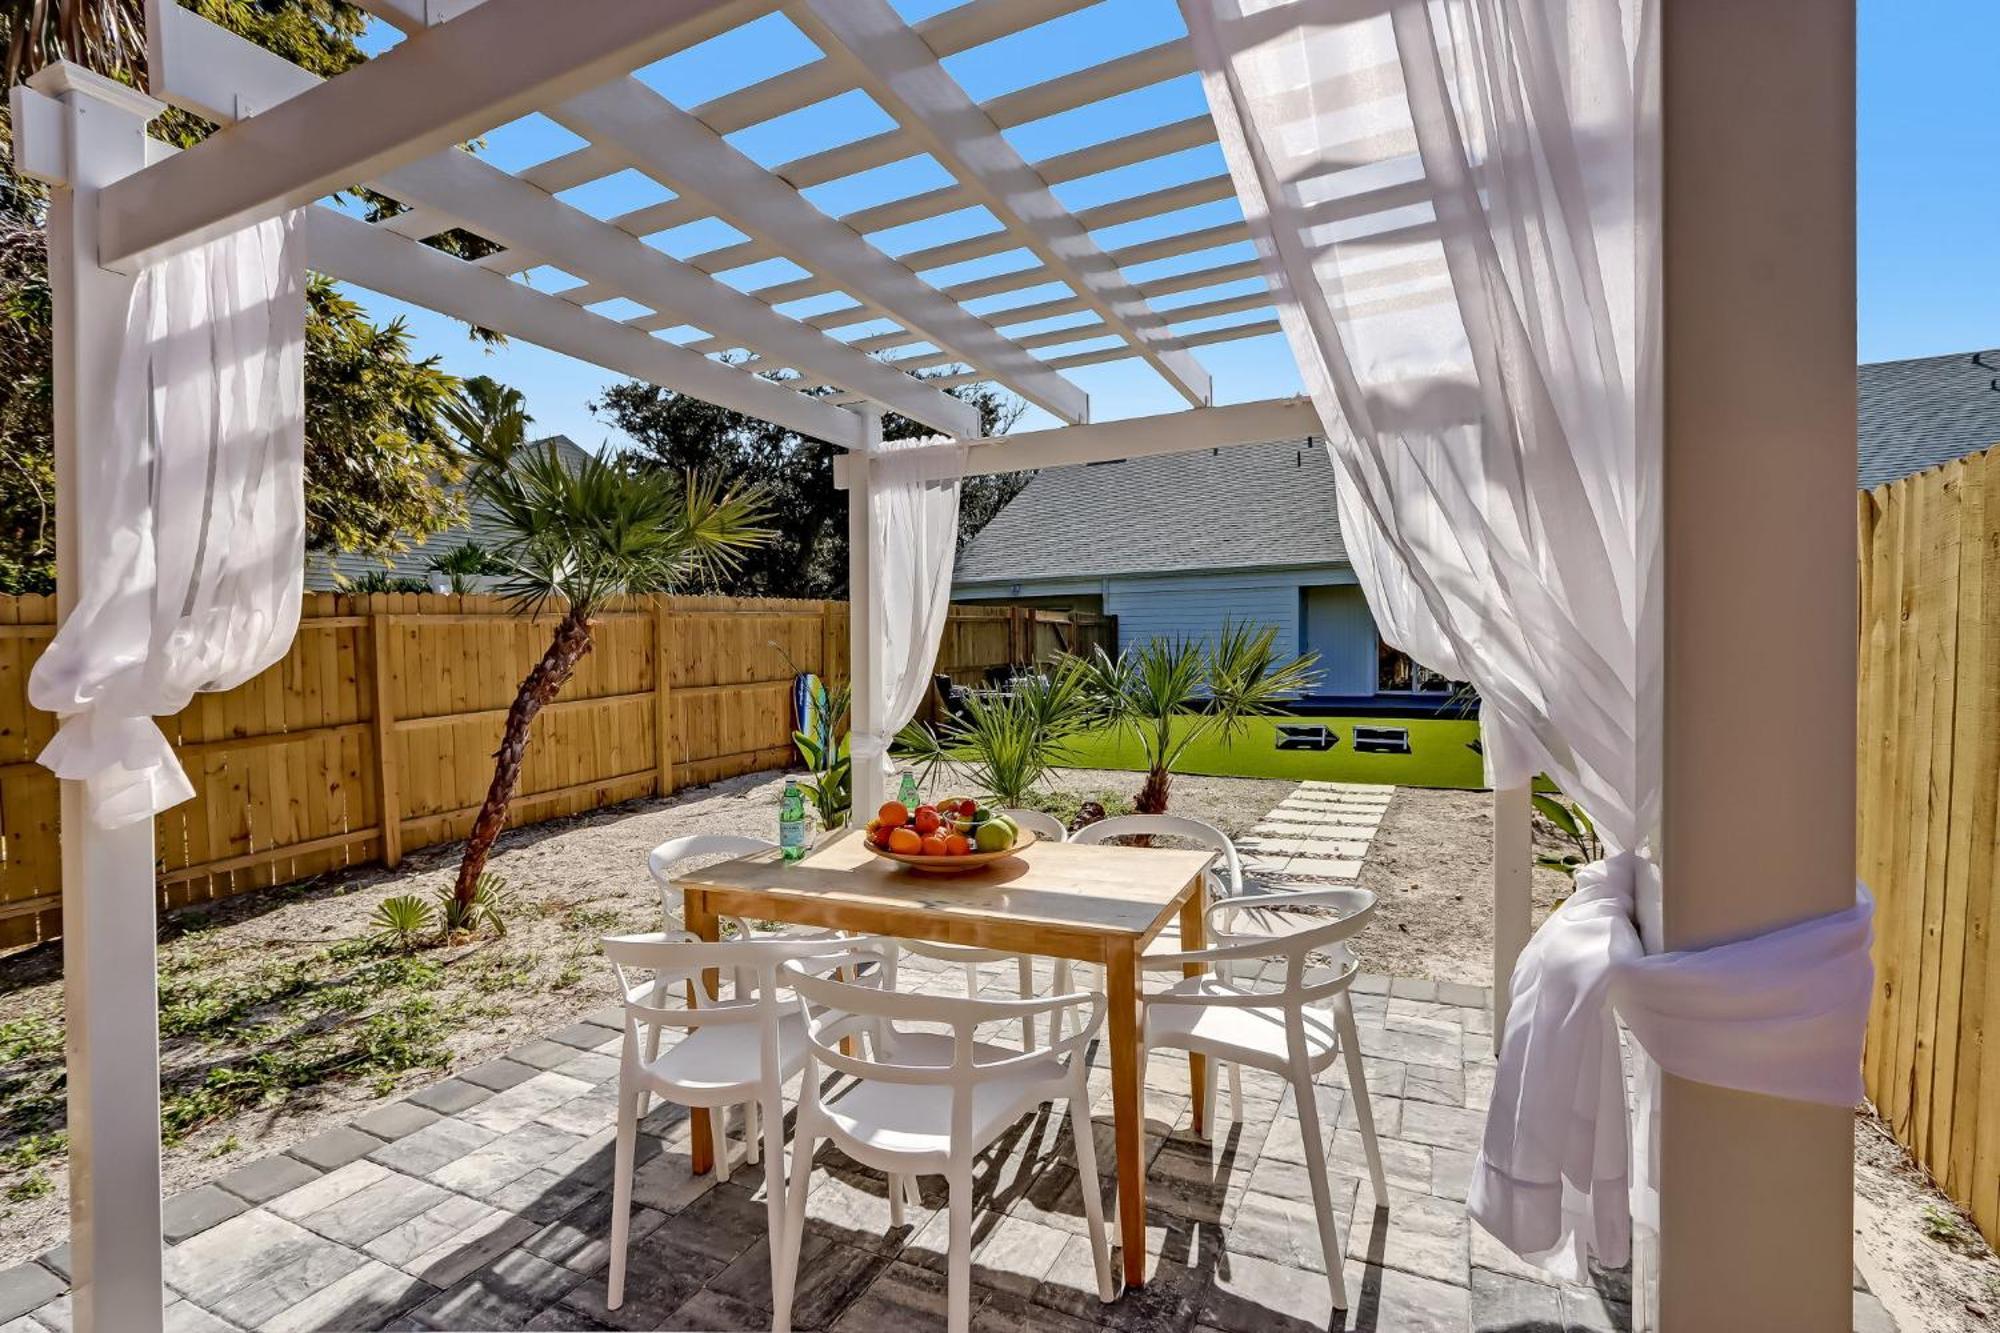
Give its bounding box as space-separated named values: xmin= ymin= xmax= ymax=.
xmin=780 ymin=819 xmax=807 ymax=856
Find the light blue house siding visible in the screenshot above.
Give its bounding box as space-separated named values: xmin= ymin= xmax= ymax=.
xmin=956 ymin=565 xmax=1381 ymax=699
xmin=951 ymin=439 xmax=1431 ymax=703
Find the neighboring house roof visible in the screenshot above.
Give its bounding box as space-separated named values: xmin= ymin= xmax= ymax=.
xmin=1858 ymin=351 xmax=2000 ymax=488
xmin=955 ymin=437 xmax=1344 ymax=585
xmin=307 ymin=434 xmax=590 ymax=590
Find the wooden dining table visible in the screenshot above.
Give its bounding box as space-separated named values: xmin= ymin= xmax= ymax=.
xmin=672 ymin=827 xmax=1216 ymax=1287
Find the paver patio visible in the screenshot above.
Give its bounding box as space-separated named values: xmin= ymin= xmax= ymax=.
xmin=5 ymin=954 xmax=1626 ymax=1333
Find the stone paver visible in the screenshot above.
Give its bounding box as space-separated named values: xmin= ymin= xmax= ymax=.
xmin=287 ymin=1124 xmax=386 ymax=1172
xmin=160 ymin=1185 xmax=250 ymax=1244
xmin=405 ymin=1077 xmax=495 ymax=1116
xmin=352 ymin=1100 xmax=443 ymax=1142
xmin=0 ymin=1263 xmax=62 ymax=1325
xmin=215 ymin=1152 xmax=323 ymax=1204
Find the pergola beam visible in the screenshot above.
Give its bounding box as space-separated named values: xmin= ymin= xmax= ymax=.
xmin=143 ymin=3 xmax=975 ymax=438
xmin=831 ymin=397 xmax=1320 ymax=487
xmin=104 ymin=0 xmax=772 ymax=272
xmin=796 ymin=0 xmax=1213 ymax=408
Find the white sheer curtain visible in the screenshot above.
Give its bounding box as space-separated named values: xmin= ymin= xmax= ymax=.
xmin=1184 ymin=0 xmax=1868 ymax=1282
xmin=31 ymin=211 xmax=306 ymax=829
xmin=848 ymin=433 xmax=968 ymax=798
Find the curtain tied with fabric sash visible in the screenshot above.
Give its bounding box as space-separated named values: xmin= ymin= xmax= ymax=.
xmin=1180 ymin=0 xmax=1872 ymax=1279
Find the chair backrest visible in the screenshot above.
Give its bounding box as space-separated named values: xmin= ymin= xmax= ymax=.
xmin=647 ymin=834 xmax=774 ymax=925
xmin=1069 ymin=814 xmax=1242 ymax=896
xmin=999 ymin=808 xmax=1067 ymax=842
xmin=783 ymin=943 xmax=1100 ymax=1094
xmin=1193 ymin=887 xmax=1377 ymax=1008
xmin=601 ymin=931 xmax=870 ymax=1091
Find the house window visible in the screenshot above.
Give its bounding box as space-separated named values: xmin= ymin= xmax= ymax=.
xmin=1377 ymin=641 xmax=1451 ymax=694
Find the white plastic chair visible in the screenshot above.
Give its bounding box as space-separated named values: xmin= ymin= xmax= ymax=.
xmin=648 ymin=833 xmax=845 ymax=942
xmin=644 ymin=834 xmax=842 ymax=1166
xmin=772 ymin=943 xmax=1116 ymax=1333
xmin=599 ymin=931 xmax=883 ymax=1314
xmin=1140 ymin=886 xmax=1386 ymax=1309
xmin=893 ymin=807 xmax=1069 ymax=1050
xmin=1058 ymin=814 xmax=1246 ymax=1114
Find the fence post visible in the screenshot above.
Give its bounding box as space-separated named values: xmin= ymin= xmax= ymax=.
xmin=653 ymin=596 xmax=675 ymax=798
xmin=368 ymin=599 xmax=403 ymax=868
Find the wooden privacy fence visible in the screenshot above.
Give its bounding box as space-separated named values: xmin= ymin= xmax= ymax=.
xmin=0 ymin=594 xmax=1112 ymax=950
xmin=1858 ymin=443 xmax=2000 ymax=1245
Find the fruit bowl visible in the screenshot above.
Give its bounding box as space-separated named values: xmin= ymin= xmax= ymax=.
xmin=868 ymin=827 xmax=1037 ymax=875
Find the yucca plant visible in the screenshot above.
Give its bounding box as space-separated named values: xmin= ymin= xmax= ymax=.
xmin=1080 ymin=620 xmax=1319 ymax=815
xmin=369 ymin=894 xmax=435 ymax=951
xmin=443 ymin=378 xmax=769 ymax=917
xmin=895 ymin=657 xmax=1095 ymax=807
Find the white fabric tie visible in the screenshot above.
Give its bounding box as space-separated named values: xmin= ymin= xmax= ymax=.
xmin=1467 ymin=854 xmax=1873 ymax=1278
xmin=30 ymin=211 xmax=306 ymax=829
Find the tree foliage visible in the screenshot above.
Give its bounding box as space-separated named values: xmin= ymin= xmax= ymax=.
xmin=0 ymin=1 xmax=474 ymax=593
xmin=593 ymin=373 xmax=1030 ymax=598
xmin=441 ymin=377 xmax=770 ymax=909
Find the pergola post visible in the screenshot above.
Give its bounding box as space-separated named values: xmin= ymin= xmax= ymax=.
xmin=847 ymin=405 xmax=889 ymax=821
xmin=1655 ymin=3 xmax=1856 ymax=1329
xmin=30 ymin=64 xmax=170 ymax=1333
xmin=1490 ymin=783 xmax=1531 ymax=1054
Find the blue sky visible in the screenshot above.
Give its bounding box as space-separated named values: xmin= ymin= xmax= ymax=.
xmin=343 ymin=0 xmax=1995 ymax=456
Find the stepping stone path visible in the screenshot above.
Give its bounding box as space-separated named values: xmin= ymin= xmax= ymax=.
xmin=1235 ymin=780 xmax=1396 ymax=884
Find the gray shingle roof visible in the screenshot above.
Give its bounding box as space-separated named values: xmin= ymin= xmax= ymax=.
xmin=307 ymin=435 xmax=590 ymax=590
xmin=954 ymin=437 xmax=1344 ymax=584
xmin=1859 ymin=351 xmax=2000 ymax=489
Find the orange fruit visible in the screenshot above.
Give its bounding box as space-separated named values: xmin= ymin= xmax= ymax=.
xmin=913 ymin=805 xmax=941 ymax=835
xmin=920 ymin=833 xmax=948 ymax=857
xmin=887 ymin=826 xmax=922 ymax=855
xmin=878 ymin=801 xmax=910 ymax=827
xmin=944 ymin=832 xmax=970 ymax=856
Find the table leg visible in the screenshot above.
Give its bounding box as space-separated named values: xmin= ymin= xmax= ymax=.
xmin=1106 ymin=939 xmax=1147 ymax=1287
xmin=1179 ymin=883 xmax=1209 ymax=1139
xmin=683 ymin=889 xmax=719 ymax=1176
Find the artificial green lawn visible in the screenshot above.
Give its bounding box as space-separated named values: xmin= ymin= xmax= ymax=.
xmin=1060 ymin=715 xmax=1487 ymax=790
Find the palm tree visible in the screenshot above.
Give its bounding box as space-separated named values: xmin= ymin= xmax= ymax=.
xmin=443 ymin=378 xmax=769 ymax=916
xmin=1082 ymin=621 xmax=1320 ymax=815
xmin=2 ymin=0 xmax=143 ymax=90
xmin=895 ymin=657 xmax=1095 ymax=807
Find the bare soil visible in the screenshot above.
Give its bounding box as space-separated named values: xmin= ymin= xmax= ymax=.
xmin=1351 ymin=784 xmax=1574 ymax=984
xmin=1854 ymin=1109 xmax=2000 ymax=1332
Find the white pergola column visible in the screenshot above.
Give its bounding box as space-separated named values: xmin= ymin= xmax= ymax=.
xmin=1490 ymin=783 xmax=1531 ymax=1054
xmin=31 ymin=64 xmax=170 ymax=1333
xmin=846 ymin=405 xmax=889 ymax=820
xmin=1655 ymin=3 xmax=1855 ymax=1329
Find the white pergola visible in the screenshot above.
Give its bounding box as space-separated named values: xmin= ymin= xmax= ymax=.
xmin=15 ymin=2 xmax=1857 ymax=1331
